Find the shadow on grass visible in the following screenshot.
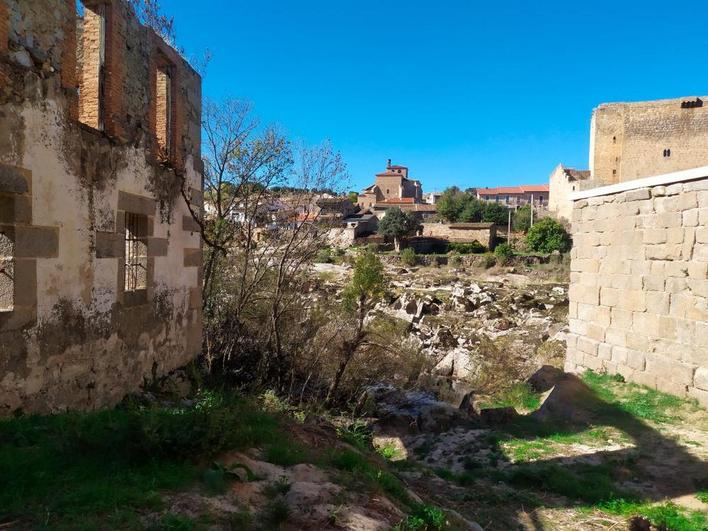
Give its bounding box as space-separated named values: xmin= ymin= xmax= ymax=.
xmin=396 ymin=373 xmax=708 ymax=530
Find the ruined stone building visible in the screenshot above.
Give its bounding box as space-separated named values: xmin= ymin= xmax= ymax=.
xmin=590 ymin=96 xmax=708 ymax=185
xmin=0 ymin=0 xmax=203 ymax=414
xmin=547 ymin=164 xmax=592 ymax=222
xmin=565 ymin=166 xmax=708 ymax=406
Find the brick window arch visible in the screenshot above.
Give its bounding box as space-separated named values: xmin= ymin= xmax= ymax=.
xmin=0 ymin=2 xmax=8 ymax=55
xmin=77 ymin=0 xmax=123 ymax=136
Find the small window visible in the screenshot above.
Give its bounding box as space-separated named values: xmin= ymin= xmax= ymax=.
xmin=663 ymin=148 xmax=671 ymax=158
xmin=124 ymin=212 xmax=148 ymax=292
xmin=0 ymin=231 xmax=13 ymax=312
xmin=613 ymin=169 xmax=617 ymax=175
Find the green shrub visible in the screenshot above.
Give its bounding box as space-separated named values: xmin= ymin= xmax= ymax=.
xmin=400 ymin=247 xmax=418 ymax=266
xmin=314 ymin=247 xmax=334 ymax=263
xmin=448 ymin=254 xmax=462 ymax=267
xmin=525 ymin=218 xmax=572 ymax=253
xmin=494 ymin=243 xmax=514 ymax=264
xmin=482 ymin=255 xmax=496 ymax=268
xmin=513 ymin=205 xmax=532 ymax=233
xmin=447 ymin=241 xmax=486 ymax=254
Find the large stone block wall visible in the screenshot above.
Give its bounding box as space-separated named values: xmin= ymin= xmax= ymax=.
xmin=0 ymin=0 xmax=203 ymax=414
xmin=565 ymin=176 xmax=708 ymax=405
xmin=590 ymin=97 xmax=708 ymax=186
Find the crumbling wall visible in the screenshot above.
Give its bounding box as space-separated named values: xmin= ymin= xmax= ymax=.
xmin=421 ymin=223 xmax=496 ymax=249
xmin=565 ymin=173 xmax=708 ymax=405
xmin=0 ymin=0 xmax=203 ymax=414
xmin=591 ymin=97 xmax=708 ymax=185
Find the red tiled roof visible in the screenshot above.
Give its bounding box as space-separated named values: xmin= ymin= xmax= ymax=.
xmin=378 ymin=197 xmax=417 ymax=204
xmin=477 ymin=185 xmax=549 ymax=195
xmin=520 ymin=185 xmax=550 ymax=193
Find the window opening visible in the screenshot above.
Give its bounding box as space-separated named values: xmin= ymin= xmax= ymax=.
xmin=0 ymin=231 xmax=13 ymax=312
xmin=155 ymin=65 xmax=173 ymax=158
xmin=124 ymin=212 xmax=148 ymax=292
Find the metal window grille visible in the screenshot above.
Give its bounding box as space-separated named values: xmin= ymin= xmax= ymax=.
xmin=124 ymin=212 xmax=148 ymax=292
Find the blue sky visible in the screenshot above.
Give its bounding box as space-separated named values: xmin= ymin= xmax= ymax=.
xmin=162 ymin=0 xmax=708 ymax=193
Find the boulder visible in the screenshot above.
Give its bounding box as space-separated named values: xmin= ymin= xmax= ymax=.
xmin=433 ymin=347 xmax=476 ymax=379
xmin=480 ymin=407 xmax=519 ymax=425
xmin=526 ymin=365 xmax=564 ymax=393
xmin=532 ymin=374 xmax=597 ymax=424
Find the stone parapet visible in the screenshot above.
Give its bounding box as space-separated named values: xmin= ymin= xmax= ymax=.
xmin=565 ymin=168 xmax=708 ymax=405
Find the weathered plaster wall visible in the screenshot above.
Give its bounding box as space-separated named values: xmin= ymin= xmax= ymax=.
xmin=0 ymin=0 xmax=203 ymax=414
xmin=590 ymin=97 xmax=708 ymax=186
xmin=565 ymin=175 xmax=708 ymax=406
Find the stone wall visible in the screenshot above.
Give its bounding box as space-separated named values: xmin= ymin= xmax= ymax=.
xmin=0 ymin=0 xmax=203 ymax=414
xmin=565 ymin=171 xmax=708 ymax=405
xmin=421 ymin=223 xmax=496 ymax=249
xmin=590 ymin=97 xmax=708 ymax=186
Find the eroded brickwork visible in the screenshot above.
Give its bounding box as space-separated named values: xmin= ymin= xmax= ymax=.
xmin=0 ymin=0 xmax=203 ymax=415
xmin=565 ymin=177 xmax=708 ymax=405
xmin=590 ymin=97 xmax=708 ymax=185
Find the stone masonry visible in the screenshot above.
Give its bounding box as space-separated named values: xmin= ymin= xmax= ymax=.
xmin=590 ymin=96 xmax=708 ymax=186
xmin=565 ymin=169 xmax=708 ymax=406
xmin=0 ymin=0 xmax=203 ymax=414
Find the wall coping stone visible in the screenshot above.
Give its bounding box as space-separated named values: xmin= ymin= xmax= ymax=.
xmin=570 ymin=165 xmax=708 ymax=201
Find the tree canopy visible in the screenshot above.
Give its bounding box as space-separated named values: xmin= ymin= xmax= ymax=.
xmin=378 ymin=208 xmax=419 ymax=250
xmin=526 ymin=218 xmax=572 ymax=253
xmin=436 ymin=187 xmax=510 ymax=225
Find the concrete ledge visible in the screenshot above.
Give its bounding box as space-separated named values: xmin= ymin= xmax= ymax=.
xmin=571 ymin=165 xmax=708 ymax=200
xmin=183 ymin=248 xmax=201 ymax=267
xmin=0 ymin=194 xmax=31 ymax=224
xmin=0 ymin=164 xmax=30 ymax=194
xmin=15 ymin=226 xmax=59 ymax=258
xmin=182 ymin=215 xmax=200 ymax=233
xmin=117 ymin=191 xmax=157 ymax=216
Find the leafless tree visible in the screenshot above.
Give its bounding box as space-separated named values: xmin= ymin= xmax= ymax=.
xmin=184 ymin=98 xmax=350 ymax=384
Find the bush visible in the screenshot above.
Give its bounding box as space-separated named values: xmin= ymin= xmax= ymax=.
xmin=448 ymin=254 xmax=462 ymax=267
xmin=447 ymin=241 xmax=486 ymax=254
xmin=400 ymin=247 xmax=417 ymax=266
xmin=526 ymin=218 xmax=572 ymax=253
xmin=482 ymin=255 xmax=496 ymax=268
xmin=314 ymin=248 xmax=333 ymax=263
xmin=494 ymin=243 xmax=514 ymax=264
xmin=482 ymin=202 xmax=510 ymax=225
xmin=513 ymin=205 xmax=532 ymax=233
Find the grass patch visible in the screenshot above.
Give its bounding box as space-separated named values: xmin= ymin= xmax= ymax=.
xmin=0 ymin=391 xmax=283 ymax=528
xmin=499 ymin=462 xmax=631 ymax=504
xmin=337 ymin=420 xmax=372 ymax=451
xmin=482 ymin=382 xmax=541 ymax=412
xmin=377 ymin=442 xmax=403 ymax=461
xmin=500 ymin=426 xmax=628 ymax=462
xmin=599 ymin=500 xmax=708 ymax=531
xmin=394 ymin=504 xmax=447 ymax=530
xmin=582 ymin=370 xmax=686 ymax=424
xmin=328 ymin=449 xmax=411 ymax=506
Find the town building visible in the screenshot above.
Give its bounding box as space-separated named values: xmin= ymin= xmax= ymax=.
xmin=548 ymin=164 xmax=593 ymax=221
xmin=476 ymin=185 xmax=549 ymax=208
xmin=0 ymin=0 xmax=203 ymax=414
xmin=590 ymin=96 xmax=708 ymax=186
xmin=357 ymin=160 xmax=424 ymax=210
